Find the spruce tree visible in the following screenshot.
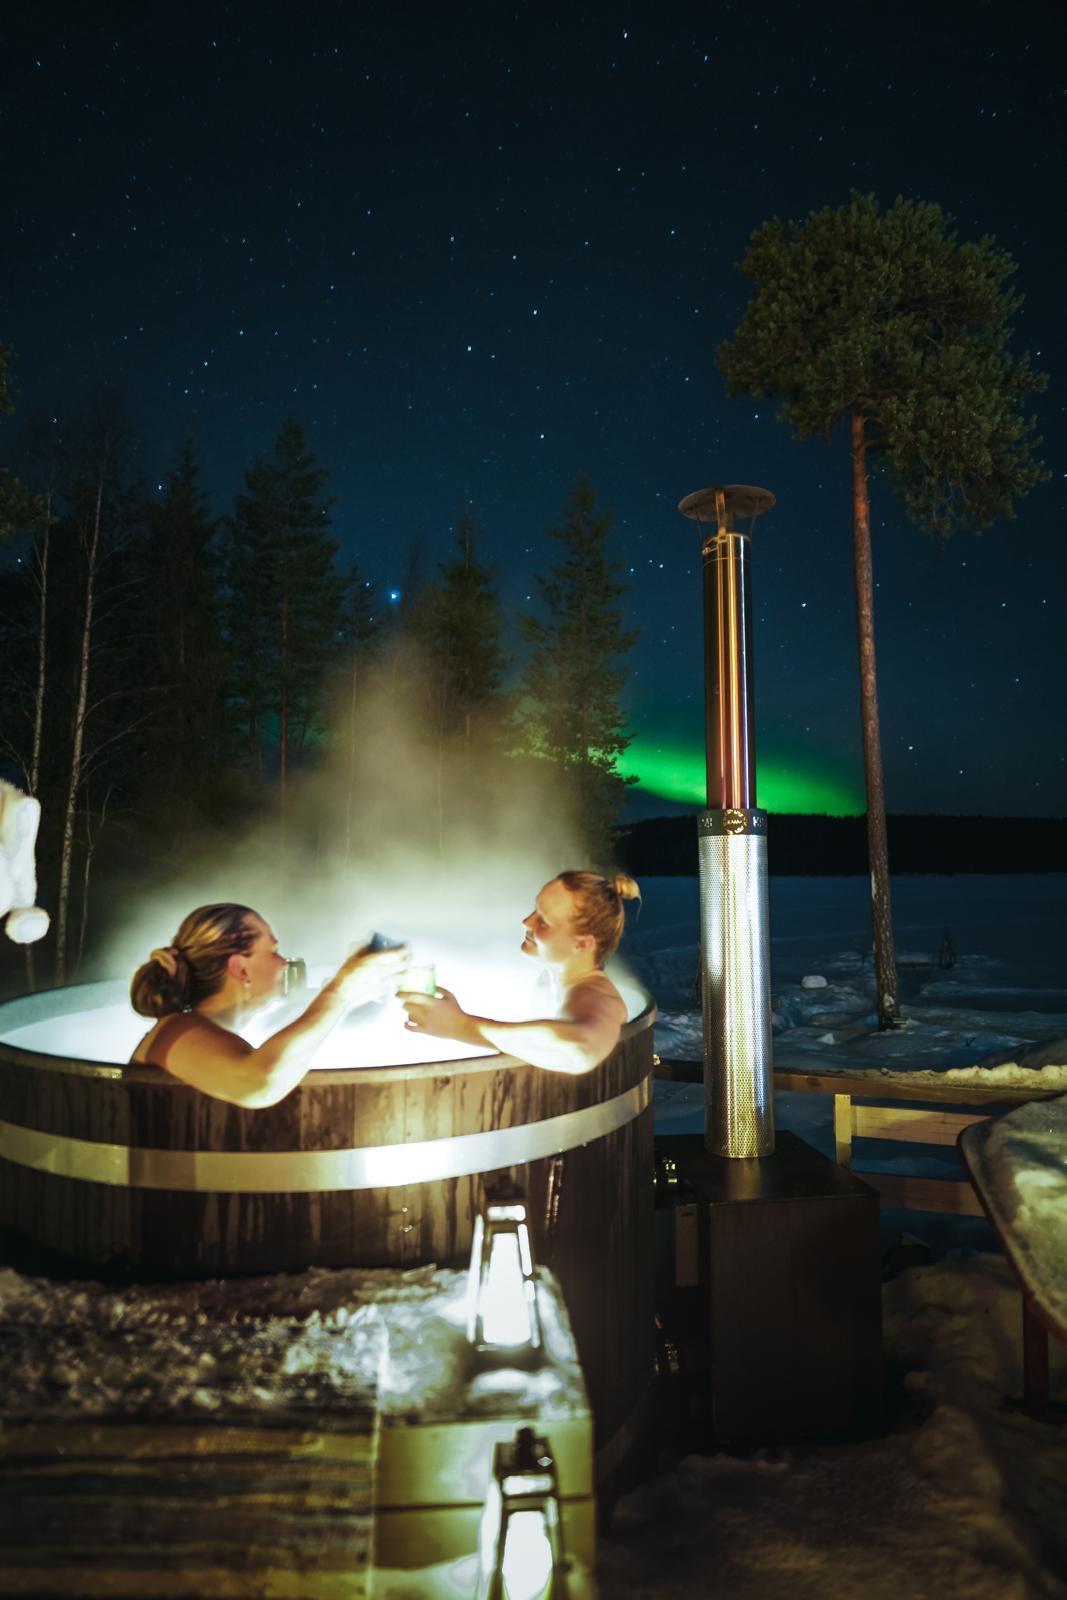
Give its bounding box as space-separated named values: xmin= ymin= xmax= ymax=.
xmin=224 ymin=417 xmax=345 ymax=802
xmin=225 ymin=456 xmax=278 ymax=774
xmin=717 ymin=192 xmax=1047 ymax=1028
xmin=47 ymin=397 xmax=149 ymax=979
xmin=143 ymin=441 xmax=231 ymax=819
xmin=520 ymin=475 xmax=637 ymax=856
xmin=335 ymin=559 xmax=379 ymax=865
xmin=432 ymin=505 xmax=509 ymax=755
xmin=0 ymin=342 xmax=35 ymax=539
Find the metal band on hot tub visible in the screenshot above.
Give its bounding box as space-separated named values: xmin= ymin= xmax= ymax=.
xmin=0 ymin=1074 xmax=651 ymax=1192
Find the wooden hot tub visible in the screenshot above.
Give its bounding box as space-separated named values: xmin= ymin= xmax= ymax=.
xmin=0 ymin=980 xmax=656 ymax=1491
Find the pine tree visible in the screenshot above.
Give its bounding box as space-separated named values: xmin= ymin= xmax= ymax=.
xmin=225 ymin=457 xmax=278 ymax=774
xmin=520 ymin=476 xmax=637 ymax=856
xmin=48 ymin=397 xmax=149 ymax=980
xmin=717 ymin=192 xmax=1048 ymax=1028
xmin=336 ymin=559 xmax=379 ymax=866
xmin=0 ymin=342 xmax=36 ymax=539
xmin=432 ymin=505 xmax=509 ymax=752
xmin=143 ymin=440 xmax=231 ymax=824
xmin=224 ymin=417 xmax=345 ymax=804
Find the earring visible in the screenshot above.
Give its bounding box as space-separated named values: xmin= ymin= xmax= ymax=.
xmin=243 ymin=977 xmax=252 ymax=990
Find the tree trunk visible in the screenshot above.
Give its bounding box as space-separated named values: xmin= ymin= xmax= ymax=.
xmin=56 ymin=477 xmax=102 ymax=985
xmin=344 ymin=655 xmax=359 ymax=867
xmin=435 ymin=671 xmax=447 ymax=858
xmin=279 ymin=586 xmax=289 ymax=820
xmin=850 ymin=410 xmax=901 ymax=1029
xmin=24 ymin=492 xmax=52 ymax=994
xmin=29 ymin=492 xmax=51 ymax=799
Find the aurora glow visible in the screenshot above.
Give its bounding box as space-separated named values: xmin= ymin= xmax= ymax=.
xmin=626 ymin=737 xmax=863 ymax=816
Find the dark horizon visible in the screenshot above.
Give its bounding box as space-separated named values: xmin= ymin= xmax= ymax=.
xmin=617 ymin=809 xmax=1067 ymax=877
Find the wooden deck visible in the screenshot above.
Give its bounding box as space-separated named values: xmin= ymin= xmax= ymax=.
xmin=0 ymin=1266 xmax=380 ymax=1598
xmin=0 ymin=1416 xmax=376 ymax=1598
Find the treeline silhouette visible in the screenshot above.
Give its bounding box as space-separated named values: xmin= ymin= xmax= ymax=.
xmin=0 ymin=397 xmax=637 ymax=991
xmin=617 ymin=813 xmax=1067 ymax=877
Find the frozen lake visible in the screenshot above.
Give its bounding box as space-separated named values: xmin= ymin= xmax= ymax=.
xmin=624 ymin=873 xmax=1067 ymax=995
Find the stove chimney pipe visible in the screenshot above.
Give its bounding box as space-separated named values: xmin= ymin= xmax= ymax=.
xmin=678 ymin=485 xmax=775 ymax=1158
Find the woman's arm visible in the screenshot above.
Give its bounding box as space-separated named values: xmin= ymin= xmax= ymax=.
xmin=401 ymin=977 xmax=626 ymax=1075
xmin=154 ymin=945 xmax=408 ymax=1107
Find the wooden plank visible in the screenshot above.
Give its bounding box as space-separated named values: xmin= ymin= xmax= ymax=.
xmin=861 ymin=1172 xmax=986 ymax=1216
xmin=1 ymin=1569 xmax=365 ymax=1598
xmin=851 ymin=1105 xmax=989 ymax=1146
xmin=773 ymin=1067 xmax=1062 ymax=1106
xmin=655 ymin=1057 xmax=1062 ymax=1108
xmin=833 ymin=1094 xmax=853 ymax=1167
xmin=0 ymin=1418 xmax=374 ymax=1599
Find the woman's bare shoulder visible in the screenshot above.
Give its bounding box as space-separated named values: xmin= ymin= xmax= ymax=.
xmin=562 ymin=970 xmax=626 ymax=1016
xmin=131 ymin=1012 xmax=231 ymax=1067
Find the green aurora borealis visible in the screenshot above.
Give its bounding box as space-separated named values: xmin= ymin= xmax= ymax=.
xmin=626 ymin=737 xmax=864 ymax=816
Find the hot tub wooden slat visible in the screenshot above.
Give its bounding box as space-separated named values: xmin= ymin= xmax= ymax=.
xmin=1 ymin=998 xmax=656 ymax=1495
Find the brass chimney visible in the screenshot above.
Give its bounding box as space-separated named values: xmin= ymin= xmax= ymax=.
xmin=678 ymin=485 xmax=775 ymax=1158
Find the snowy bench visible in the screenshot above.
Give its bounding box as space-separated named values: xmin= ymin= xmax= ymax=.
xmin=655 ymin=1057 xmax=1062 ymax=1217
xmin=959 ymin=1100 xmax=1067 ymax=1417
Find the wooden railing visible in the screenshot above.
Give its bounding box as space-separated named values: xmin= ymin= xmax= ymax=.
xmin=654 ymin=1057 xmax=1063 ymax=1217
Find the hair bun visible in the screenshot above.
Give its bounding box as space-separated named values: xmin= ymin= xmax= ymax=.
xmin=613 ymin=873 xmax=641 ymax=902
xmin=150 ymin=946 xmax=181 ymax=977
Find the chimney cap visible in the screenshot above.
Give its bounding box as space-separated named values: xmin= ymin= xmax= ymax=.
xmin=678 ymin=485 xmax=775 ymax=525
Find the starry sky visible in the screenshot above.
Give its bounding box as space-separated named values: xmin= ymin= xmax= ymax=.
xmin=3 ymin=0 xmax=1064 ymax=819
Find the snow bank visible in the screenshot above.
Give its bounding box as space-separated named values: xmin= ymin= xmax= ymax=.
xmin=0 ymin=1263 xmax=587 ymax=1428
xmin=602 ymin=1253 xmax=1067 ymax=1600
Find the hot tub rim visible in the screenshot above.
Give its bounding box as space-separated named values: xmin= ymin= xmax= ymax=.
xmin=0 ymin=982 xmax=656 ymax=1085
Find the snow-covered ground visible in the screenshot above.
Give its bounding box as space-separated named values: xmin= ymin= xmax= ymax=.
xmin=624 ymin=875 xmax=1067 ymax=1163
xmin=604 ymin=874 xmax=1067 ymax=1600
xmin=602 ymin=1249 xmax=1067 ymax=1600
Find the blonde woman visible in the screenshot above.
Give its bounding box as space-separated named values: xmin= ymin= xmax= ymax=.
xmin=402 ymin=871 xmax=639 ymax=1074
xmin=131 ymin=903 xmax=407 ymax=1108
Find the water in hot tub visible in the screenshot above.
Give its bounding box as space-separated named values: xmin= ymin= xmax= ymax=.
xmin=0 ymin=944 xmax=650 ymax=1069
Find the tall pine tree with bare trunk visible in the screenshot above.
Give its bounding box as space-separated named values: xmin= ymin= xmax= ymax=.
xmin=718 ymin=193 xmax=1047 ymax=1028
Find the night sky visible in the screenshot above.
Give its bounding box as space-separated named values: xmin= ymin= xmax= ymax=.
xmin=4 ymin=0 xmax=1064 ymax=819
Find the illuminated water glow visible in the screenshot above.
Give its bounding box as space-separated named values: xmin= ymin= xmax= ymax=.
xmin=0 ymin=960 xmax=649 ymax=1070
xmin=626 ymin=735 xmax=863 ymax=815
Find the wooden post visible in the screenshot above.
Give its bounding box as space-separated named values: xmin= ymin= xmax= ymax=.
xmin=833 ymin=1094 xmax=854 ymax=1168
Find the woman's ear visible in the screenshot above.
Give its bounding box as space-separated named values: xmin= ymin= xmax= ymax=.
xmin=573 ymin=931 xmax=596 ymax=953
xmin=226 ymin=951 xmax=249 ymax=985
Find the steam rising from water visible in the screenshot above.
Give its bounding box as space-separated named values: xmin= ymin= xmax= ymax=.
xmin=54 ymin=649 xmax=643 ymax=1064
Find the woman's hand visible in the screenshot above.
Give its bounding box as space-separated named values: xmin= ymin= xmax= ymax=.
xmin=328 ymin=943 xmax=410 ymax=1008
xmin=401 ymin=985 xmax=475 ymax=1043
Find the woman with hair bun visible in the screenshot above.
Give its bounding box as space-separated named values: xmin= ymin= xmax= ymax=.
xmin=401 ymin=870 xmax=640 ymax=1075
xmin=130 ymin=903 xmax=407 ymax=1108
